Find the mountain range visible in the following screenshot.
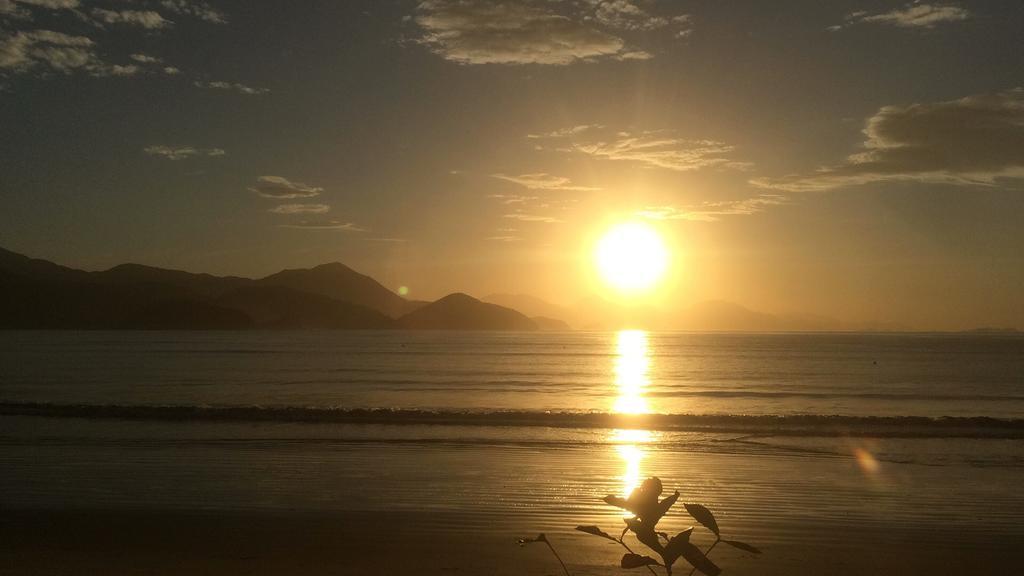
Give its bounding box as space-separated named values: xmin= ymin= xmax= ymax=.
xmin=0 ymin=247 xmax=535 ymax=330
xmin=0 ymin=246 xmax=920 ymax=331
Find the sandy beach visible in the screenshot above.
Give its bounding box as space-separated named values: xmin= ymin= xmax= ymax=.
xmin=4 ymin=507 xmax=1022 ymax=576
xmin=3 ymin=414 xmax=1023 ymax=575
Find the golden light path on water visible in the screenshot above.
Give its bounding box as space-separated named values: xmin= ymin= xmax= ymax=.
xmin=611 ymin=330 xmax=657 ymax=503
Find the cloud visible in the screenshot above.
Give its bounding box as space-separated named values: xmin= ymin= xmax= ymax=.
xmin=413 ymin=0 xmax=633 ymax=65
xmin=527 ymin=124 xmax=600 ymax=140
xmin=13 ymin=0 xmax=78 ymax=8
xmin=503 ymin=212 xmax=563 ymax=223
xmin=492 ymin=172 xmax=600 ymax=191
xmin=249 ymin=176 xmax=323 ymax=199
xmin=144 ymin=145 xmax=225 ymax=160
xmin=129 ymin=53 xmax=160 ymax=64
xmin=0 ymin=29 xmax=155 ymax=76
xmin=830 ymin=3 xmax=970 ymax=30
xmin=91 ymin=9 xmax=172 ymax=29
xmin=637 ymin=194 xmax=788 ymax=222
xmin=591 ymin=0 xmax=680 ymax=32
xmin=277 ymin=220 xmax=366 ymax=232
xmin=268 ymin=204 xmax=330 ymax=214
xmin=0 ymin=0 xmax=31 ymax=19
xmin=532 ymin=125 xmax=749 ymax=172
xmin=3 ymin=0 xmax=77 ymax=15
xmin=752 ymin=88 xmax=1024 ymax=192
xmin=194 ymin=80 xmax=269 ymax=95
xmin=0 ymin=29 xmax=103 ymax=73
xmin=489 ymin=193 xmax=538 ymax=205
xmin=160 ymin=0 xmax=226 ymax=24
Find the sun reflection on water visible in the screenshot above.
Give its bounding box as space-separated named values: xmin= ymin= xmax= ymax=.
xmin=613 ymin=330 xmax=651 ymax=415
xmin=612 ymin=429 xmax=654 ymax=499
xmin=611 ymin=330 xmax=656 ymax=506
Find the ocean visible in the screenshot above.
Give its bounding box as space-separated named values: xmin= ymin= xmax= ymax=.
xmin=2 ymin=330 xmax=1023 ymax=574
xmin=2 ymin=330 xmax=1023 ymax=418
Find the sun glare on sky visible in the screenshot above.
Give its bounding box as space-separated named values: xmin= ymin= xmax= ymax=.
xmin=594 ymin=222 xmax=670 ymax=296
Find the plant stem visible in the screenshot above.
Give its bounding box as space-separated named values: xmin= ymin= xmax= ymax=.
xmin=687 ymin=537 xmax=720 ymax=576
xmin=616 ymin=538 xmax=660 ymax=576
xmin=544 ymin=538 xmax=571 ymax=576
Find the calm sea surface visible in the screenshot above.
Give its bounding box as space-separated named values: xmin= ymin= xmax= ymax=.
xmin=1 ymin=330 xmax=1023 ymax=418
xmin=3 ymin=330 xmax=1023 ymax=569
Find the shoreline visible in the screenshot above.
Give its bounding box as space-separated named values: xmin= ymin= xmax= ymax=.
xmin=5 ymin=401 xmax=1024 ymax=438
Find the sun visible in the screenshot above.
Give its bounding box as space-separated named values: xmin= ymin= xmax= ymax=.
xmin=594 ymin=222 xmax=670 ymax=295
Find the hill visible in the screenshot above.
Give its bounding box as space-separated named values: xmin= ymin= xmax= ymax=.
xmin=397 ymin=293 xmax=538 ymax=330
xmin=258 ymin=263 xmax=420 ymax=318
xmin=0 ymin=247 xmax=411 ymax=329
xmin=217 ymin=286 xmax=394 ymax=329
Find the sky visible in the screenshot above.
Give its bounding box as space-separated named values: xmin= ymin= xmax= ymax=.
xmin=1 ymin=0 xmax=1023 ymax=330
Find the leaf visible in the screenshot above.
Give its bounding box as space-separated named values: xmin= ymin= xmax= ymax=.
xmin=575 ymin=525 xmax=615 ymax=540
xmin=639 ymin=477 xmax=663 ymax=499
xmin=604 ymin=494 xmax=630 ymax=510
xmin=683 ymin=503 xmax=720 ymax=536
xmin=661 ymin=528 xmax=695 ymax=567
xmin=607 ymin=485 xmax=679 ymax=524
xmin=624 ymin=517 xmax=664 ymax=554
xmin=517 ymin=533 xmax=548 ymax=546
xmin=651 ymin=490 xmax=679 ymax=522
xmin=677 ymin=541 xmax=721 ymax=576
xmin=621 ymin=553 xmax=661 ymax=569
xmin=724 ymin=539 xmax=762 ymax=554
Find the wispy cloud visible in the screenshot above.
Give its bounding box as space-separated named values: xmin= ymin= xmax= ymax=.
xmin=502 ymin=212 xmax=563 ymax=223
xmin=129 ymin=53 xmax=160 ymax=64
xmin=2 ymin=0 xmax=77 ymax=17
xmin=277 ymin=220 xmax=366 ymax=232
xmin=752 ymin=88 xmax=1024 ymax=192
xmin=0 ymin=2 xmax=240 ymax=85
xmin=91 ymin=9 xmax=172 ymax=29
xmin=830 ymin=2 xmax=970 ymax=31
xmin=531 ymin=125 xmax=750 ymax=172
xmin=637 ymin=194 xmax=788 ymax=222
xmin=592 ymin=0 xmax=691 ymax=35
xmin=194 ymin=80 xmax=269 ymax=95
xmin=489 ymin=193 xmax=538 ymax=205
xmin=268 ymin=204 xmax=330 ymax=214
xmin=144 ymin=145 xmax=225 ymax=160
xmin=0 ymin=29 xmax=133 ymax=76
xmin=160 ymin=0 xmax=226 ymax=24
xmin=0 ymin=0 xmax=30 ymax=19
xmin=414 ymin=0 xmax=626 ymax=65
xmin=249 ymin=176 xmax=323 ymax=199
xmin=492 ymin=173 xmax=600 ymax=191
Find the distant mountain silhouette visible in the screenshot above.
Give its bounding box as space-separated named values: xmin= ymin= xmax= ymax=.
xmin=0 ymin=246 xmax=928 ymax=332
xmin=0 ymin=247 xmax=416 ymax=330
xmin=259 ymin=263 xmax=422 ymax=318
xmin=483 ymin=293 xmax=572 ymax=322
xmin=680 ymin=300 xmax=786 ymax=332
xmin=0 ymin=246 xmax=88 ymax=281
xmin=96 ymin=263 xmax=249 ymax=298
xmin=397 ymin=293 xmax=538 ymax=330
xmin=217 ymin=285 xmax=394 ymax=329
xmin=531 ymin=316 xmax=571 ymax=331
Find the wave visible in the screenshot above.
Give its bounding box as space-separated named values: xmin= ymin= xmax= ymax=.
xmin=3 ymin=402 xmax=1024 ymax=438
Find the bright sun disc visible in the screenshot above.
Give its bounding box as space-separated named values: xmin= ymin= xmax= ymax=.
xmin=595 ymin=222 xmax=669 ymax=294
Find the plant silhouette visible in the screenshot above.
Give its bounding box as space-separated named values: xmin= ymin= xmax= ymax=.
xmin=520 ymin=476 xmax=760 ymax=576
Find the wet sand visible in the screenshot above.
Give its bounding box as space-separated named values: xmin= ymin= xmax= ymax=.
xmin=3 ymin=509 xmax=1022 ymax=575
xmin=2 ymin=417 xmax=1023 ymax=575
